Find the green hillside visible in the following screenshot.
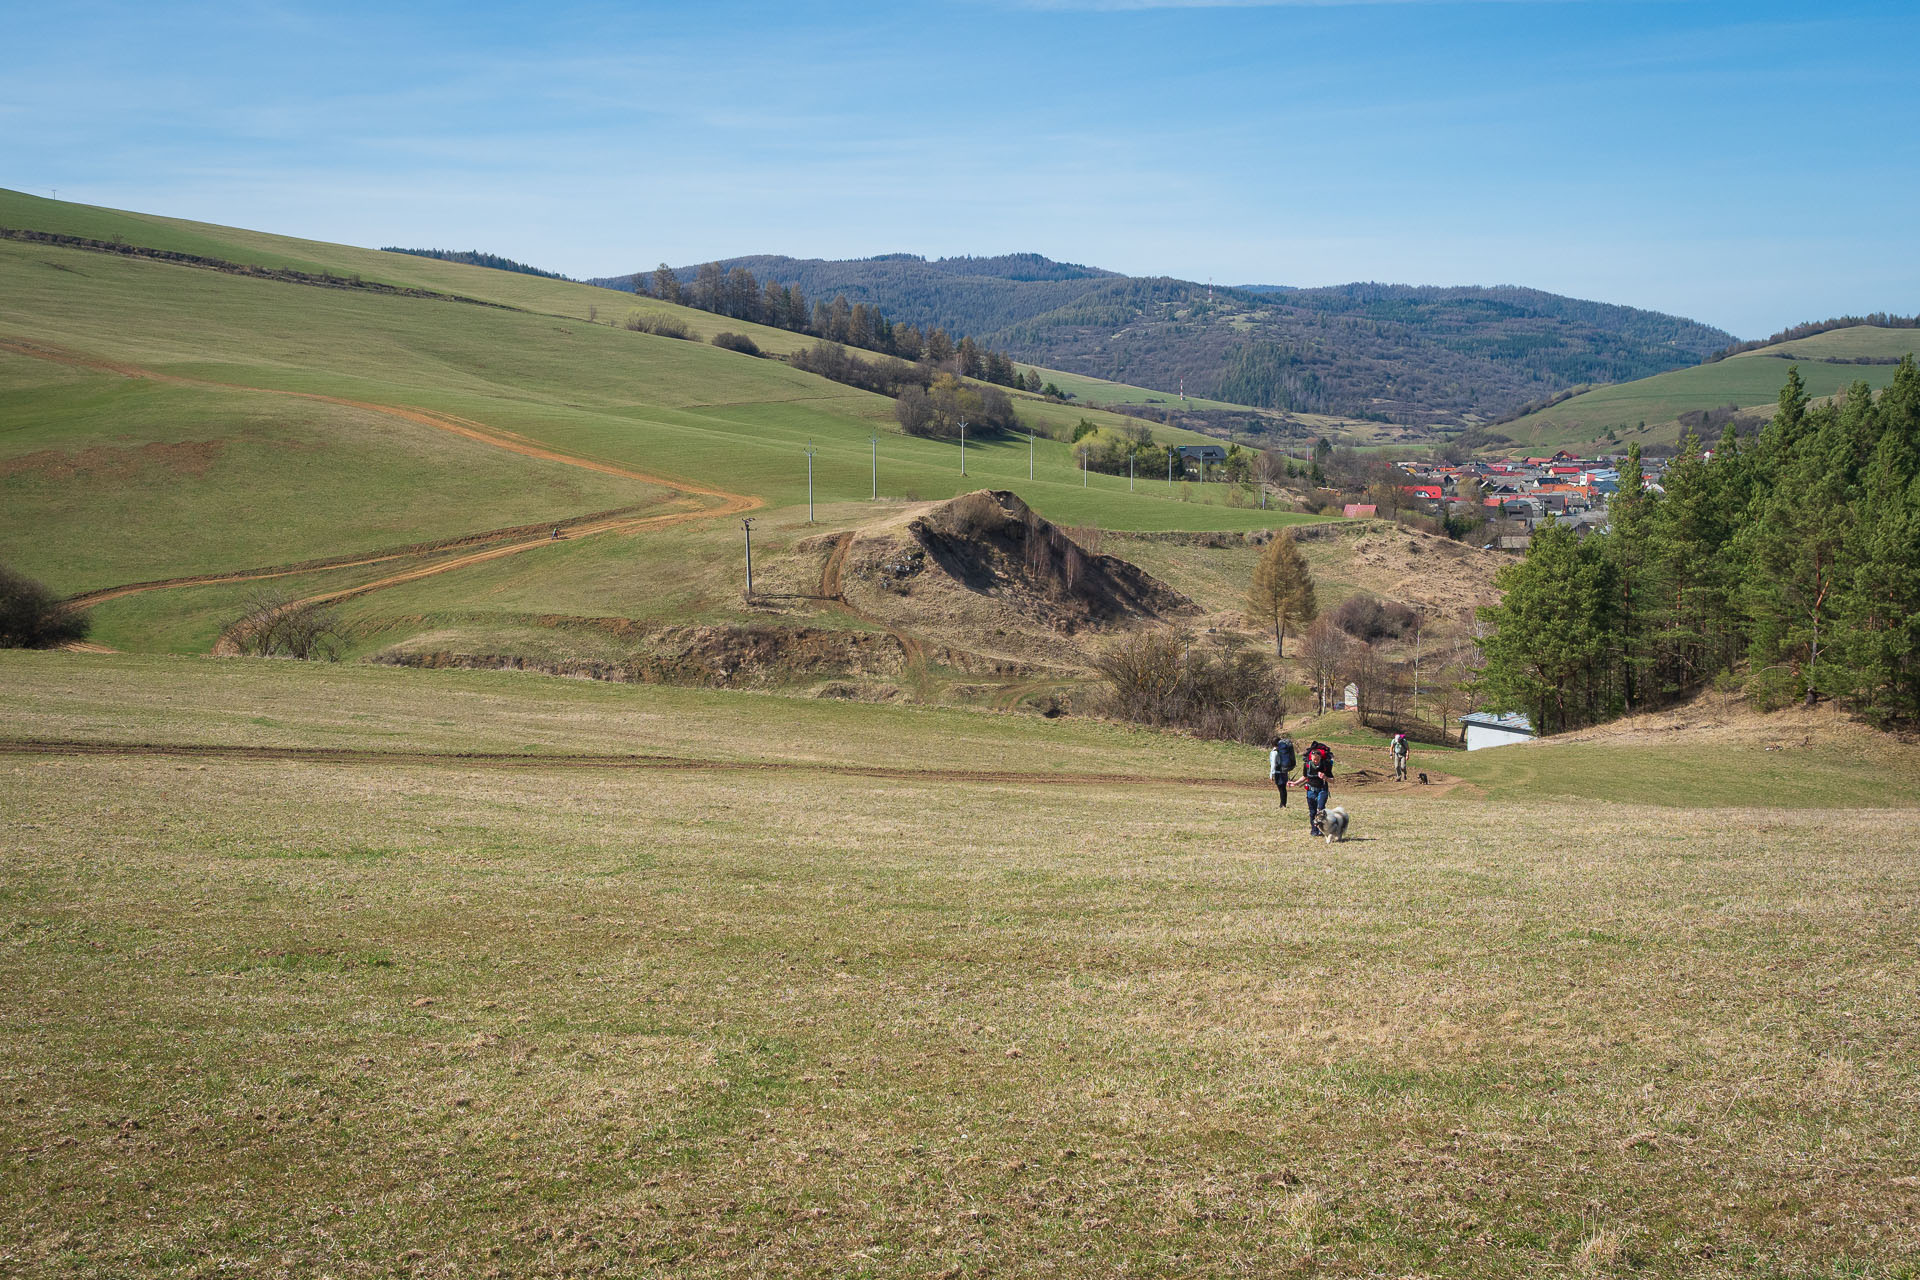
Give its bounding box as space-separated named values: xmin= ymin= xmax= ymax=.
xmin=1492 ymin=324 xmax=1916 ymax=451
xmin=1 ymin=191 xmax=1313 ymax=669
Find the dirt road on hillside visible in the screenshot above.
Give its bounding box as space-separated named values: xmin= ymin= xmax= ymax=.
xmin=4 ymin=335 xmax=760 ymax=611
xmin=0 ymin=736 xmax=1468 ymax=794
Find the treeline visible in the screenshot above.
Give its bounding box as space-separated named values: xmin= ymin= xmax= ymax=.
xmin=1707 ymin=314 xmax=1920 ymax=362
xmin=1478 ymin=359 xmax=1920 ymax=731
xmin=381 ymin=248 xmax=569 ymax=280
xmin=629 ymin=262 xmax=1039 ymax=392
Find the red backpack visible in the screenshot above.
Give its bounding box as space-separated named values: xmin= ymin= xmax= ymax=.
xmin=1304 ymin=743 xmax=1332 ymax=780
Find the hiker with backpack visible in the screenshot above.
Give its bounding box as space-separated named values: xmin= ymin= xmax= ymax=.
xmin=1269 ymin=736 xmax=1296 ymax=807
xmin=1391 ymin=731 xmax=1409 ymax=782
xmin=1302 ymin=740 xmax=1334 ymax=837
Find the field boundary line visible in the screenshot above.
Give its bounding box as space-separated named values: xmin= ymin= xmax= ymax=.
xmin=0 ymin=737 xmax=1279 ymax=790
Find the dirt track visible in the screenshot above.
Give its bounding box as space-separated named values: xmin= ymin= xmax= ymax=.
xmin=0 ymin=736 xmax=1459 ymax=792
xmin=4 ymin=335 xmax=761 ymax=613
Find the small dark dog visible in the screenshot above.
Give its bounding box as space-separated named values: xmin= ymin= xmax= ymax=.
xmin=1323 ymin=806 xmax=1350 ymax=843
xmin=1418 ymin=772 xmax=1429 ymax=785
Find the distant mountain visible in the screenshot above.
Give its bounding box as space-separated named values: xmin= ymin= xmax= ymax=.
xmin=593 ymin=254 xmax=1732 ymax=427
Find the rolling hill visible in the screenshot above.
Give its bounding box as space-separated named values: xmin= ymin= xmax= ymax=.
xmin=1490 ymin=324 xmax=1919 ymax=452
xmin=0 ymin=189 xmax=1319 ymax=693
xmin=596 ymin=253 xmax=1733 ymax=428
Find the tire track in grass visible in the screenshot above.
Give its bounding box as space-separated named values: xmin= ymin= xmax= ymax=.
xmin=0 ymin=736 xmax=1470 ymax=792
xmin=3 ymin=335 xmax=762 ymax=609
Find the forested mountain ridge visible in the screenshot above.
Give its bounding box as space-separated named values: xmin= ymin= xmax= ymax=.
xmin=593 ymin=253 xmax=1733 ymax=427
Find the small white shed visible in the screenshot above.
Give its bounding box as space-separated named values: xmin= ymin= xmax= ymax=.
xmin=1460 ymin=711 xmax=1536 ymax=751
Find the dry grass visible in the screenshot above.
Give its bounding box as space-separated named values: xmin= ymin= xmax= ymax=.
xmin=3 ymin=658 xmax=1920 ymax=1277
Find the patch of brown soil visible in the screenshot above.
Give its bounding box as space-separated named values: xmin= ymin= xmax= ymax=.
xmin=833 ymin=490 xmax=1197 ymax=668
xmin=1554 ymin=688 xmax=1918 ymax=754
xmin=1 ymin=439 xmax=227 ymax=481
xmin=376 ymin=622 xmax=911 ymax=688
xmin=1314 ymin=521 xmax=1504 ymax=621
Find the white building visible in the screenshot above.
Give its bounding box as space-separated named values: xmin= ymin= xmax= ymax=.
xmin=1460 ymin=710 xmax=1536 ymax=750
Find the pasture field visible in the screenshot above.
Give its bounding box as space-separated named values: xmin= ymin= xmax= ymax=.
xmin=3 ymin=652 xmax=1919 ymax=1277
xmin=2 ymin=196 xmax=1314 ymax=661
xmin=1496 ymin=327 xmax=1914 ymax=453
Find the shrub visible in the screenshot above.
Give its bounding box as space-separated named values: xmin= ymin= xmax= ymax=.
xmin=711 ymin=332 xmax=760 ymax=356
xmin=0 ymin=564 xmax=90 ymax=648
xmin=624 ymin=312 xmax=692 ymax=339
xmin=1091 ymin=630 xmax=1288 ymax=744
xmin=1746 ymin=665 xmax=1802 ymax=713
xmin=1331 ymin=592 xmax=1419 ymax=642
xmin=227 ymin=589 xmax=347 ymax=660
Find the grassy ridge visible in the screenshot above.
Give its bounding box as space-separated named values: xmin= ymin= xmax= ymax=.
xmin=1497 ymin=325 xmax=1914 ymax=452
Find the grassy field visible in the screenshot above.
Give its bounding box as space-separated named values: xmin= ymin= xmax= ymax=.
xmin=3 ymin=652 xmax=1918 ymax=1278
xmin=1496 ymin=327 xmax=1915 ymax=453
xmin=2 ymin=193 xmax=1320 ymax=662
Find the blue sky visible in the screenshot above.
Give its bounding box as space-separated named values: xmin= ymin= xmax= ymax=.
xmin=4 ymin=0 xmax=1914 ymax=337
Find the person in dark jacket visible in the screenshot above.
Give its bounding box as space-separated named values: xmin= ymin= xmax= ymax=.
xmin=1269 ymin=736 xmax=1295 ymax=807
xmin=1301 ymin=740 xmax=1334 ymax=836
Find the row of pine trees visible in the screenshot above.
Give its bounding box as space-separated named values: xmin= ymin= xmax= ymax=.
xmin=1478 ymin=358 xmax=1920 ymax=731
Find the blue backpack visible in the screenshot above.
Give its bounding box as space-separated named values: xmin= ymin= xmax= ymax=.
xmin=1275 ymin=739 xmax=1296 ymax=771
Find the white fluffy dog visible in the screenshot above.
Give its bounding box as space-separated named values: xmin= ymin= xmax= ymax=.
xmin=1323 ymin=806 xmax=1350 ymax=843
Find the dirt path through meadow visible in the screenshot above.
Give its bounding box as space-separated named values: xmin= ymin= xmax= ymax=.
xmin=4 ymin=335 xmax=761 ymax=613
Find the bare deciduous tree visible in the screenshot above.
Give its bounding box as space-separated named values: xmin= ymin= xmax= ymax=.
xmin=1297 ymin=616 xmax=1352 ymax=714
xmin=229 ymin=589 xmax=347 ymax=661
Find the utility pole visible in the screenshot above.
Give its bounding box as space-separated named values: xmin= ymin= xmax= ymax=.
xmin=959 ymin=418 xmax=967 ymax=478
xmin=804 ymin=439 xmax=816 ymax=523
xmin=1028 ymin=429 xmax=1034 ymax=481
xmin=1082 ymin=450 xmax=1088 ymax=487
xmin=741 ymin=517 xmax=756 ymax=596
xmin=1129 ymin=451 xmax=1134 ymax=492
xmin=870 ymin=431 xmax=877 ymax=500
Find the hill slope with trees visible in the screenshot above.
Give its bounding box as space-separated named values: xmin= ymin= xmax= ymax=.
xmin=594 ymin=254 xmax=1732 ymax=428
xmin=1478 ymin=359 xmax=1920 ymax=732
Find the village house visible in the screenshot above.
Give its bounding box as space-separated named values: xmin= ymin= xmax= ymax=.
xmin=1460 ymin=711 xmax=1536 ymax=750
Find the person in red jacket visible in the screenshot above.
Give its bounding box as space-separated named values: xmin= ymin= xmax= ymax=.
xmin=1301 ymin=740 xmax=1333 ymax=836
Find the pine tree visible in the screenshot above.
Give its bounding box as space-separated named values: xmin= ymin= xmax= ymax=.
xmin=1839 ymin=357 xmax=1920 ymax=720
xmin=1740 ymin=396 xmax=1859 ymax=702
xmin=1247 ymin=530 xmax=1317 ymax=657
xmin=1604 ymin=442 xmax=1655 ymax=708
xmin=1477 ymin=521 xmax=1620 ymax=734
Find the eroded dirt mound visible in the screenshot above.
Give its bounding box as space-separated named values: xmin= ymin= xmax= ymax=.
xmin=1297 ymin=520 xmax=1504 ymax=621
xmin=836 ymin=490 xmax=1196 ymax=666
